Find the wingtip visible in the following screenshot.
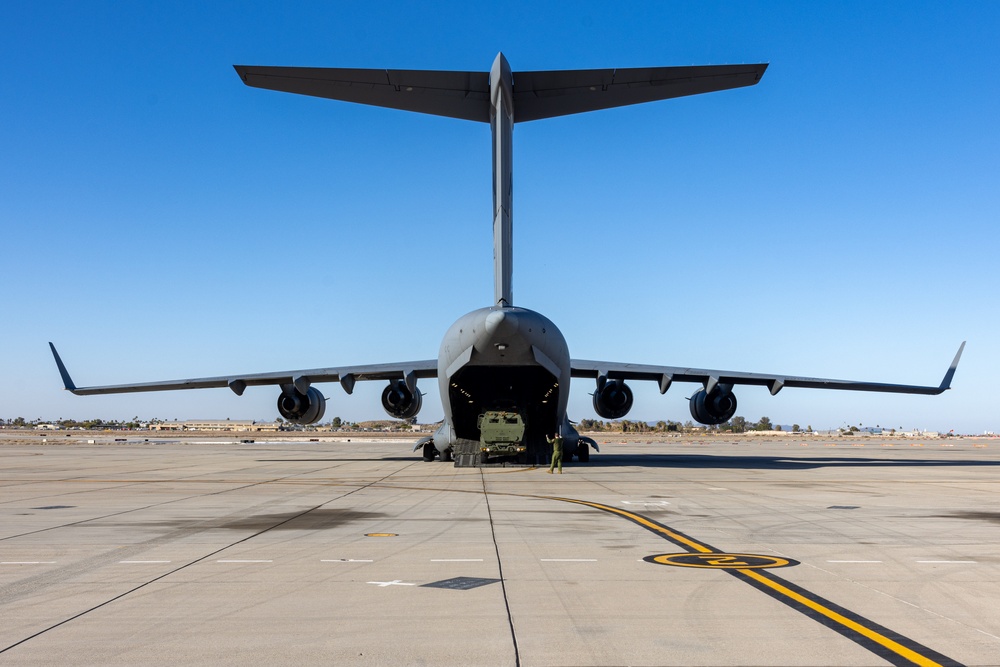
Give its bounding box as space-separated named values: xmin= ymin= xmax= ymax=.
xmin=938 ymin=341 xmax=966 ymax=392
xmin=48 ymin=342 xmax=77 ymax=392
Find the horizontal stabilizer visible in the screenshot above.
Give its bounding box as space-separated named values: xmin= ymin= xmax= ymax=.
xmin=234 ymin=66 xmax=491 ymax=122
xmin=512 ymin=64 xmax=768 ymax=122
xmin=234 ymin=60 xmax=768 ymax=124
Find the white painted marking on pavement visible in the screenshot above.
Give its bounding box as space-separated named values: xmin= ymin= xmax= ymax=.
xmin=367 ymin=580 xmax=416 ymax=587
xmin=541 ymin=559 xmax=597 ymax=562
xmin=1 ymin=561 xmax=56 ymax=565
xmin=217 ymin=559 xmax=273 ymax=563
xmin=430 ymin=559 xmax=484 ymax=562
xmin=321 ymin=559 xmax=374 ymax=563
xmin=916 ymin=560 xmax=976 ymax=564
xmin=828 ymin=560 xmax=883 ymax=563
xmin=120 ymin=560 xmax=172 ymax=564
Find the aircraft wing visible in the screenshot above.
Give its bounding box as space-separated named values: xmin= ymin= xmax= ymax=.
xmin=49 ymin=343 xmax=437 ymax=397
xmin=570 ymin=342 xmax=965 ymax=397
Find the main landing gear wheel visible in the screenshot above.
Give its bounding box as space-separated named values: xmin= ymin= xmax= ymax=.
xmin=422 ymin=442 xmax=436 ymax=462
xmin=441 ymin=448 xmax=453 ymax=463
xmin=576 ymin=442 xmax=590 ymax=462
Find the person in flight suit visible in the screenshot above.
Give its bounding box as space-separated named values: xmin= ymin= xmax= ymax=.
xmin=546 ymin=431 xmax=563 ymax=474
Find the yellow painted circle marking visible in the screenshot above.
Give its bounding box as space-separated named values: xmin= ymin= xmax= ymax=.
xmin=644 ymin=553 xmax=797 ymax=569
xmin=364 ymin=533 xmax=398 ymax=537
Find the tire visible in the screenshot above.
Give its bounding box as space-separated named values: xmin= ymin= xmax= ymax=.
xmin=441 ymin=448 xmax=453 ymax=463
xmin=576 ymin=443 xmax=590 ymax=463
xmin=422 ymin=442 xmax=436 ymax=462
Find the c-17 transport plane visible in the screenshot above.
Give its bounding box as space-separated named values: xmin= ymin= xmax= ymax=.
xmin=50 ymin=53 xmax=964 ymax=464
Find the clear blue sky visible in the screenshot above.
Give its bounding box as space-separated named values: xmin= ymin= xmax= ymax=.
xmin=2 ymin=2 xmax=997 ymax=433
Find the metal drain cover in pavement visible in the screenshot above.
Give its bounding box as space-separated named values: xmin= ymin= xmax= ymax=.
xmin=422 ymin=577 xmax=500 ymax=590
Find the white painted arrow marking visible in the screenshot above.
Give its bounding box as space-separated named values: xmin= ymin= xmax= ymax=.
xmin=367 ymin=580 xmax=416 ymax=587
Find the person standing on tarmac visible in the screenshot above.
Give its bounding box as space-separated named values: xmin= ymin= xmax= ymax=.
xmin=546 ymin=431 xmax=563 ymax=474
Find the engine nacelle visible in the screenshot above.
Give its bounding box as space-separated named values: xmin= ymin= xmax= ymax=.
xmin=277 ymin=386 xmax=326 ymax=425
xmin=381 ymin=380 xmax=422 ymax=420
xmin=689 ymin=385 xmax=737 ymax=426
xmin=592 ymin=379 xmax=634 ymax=419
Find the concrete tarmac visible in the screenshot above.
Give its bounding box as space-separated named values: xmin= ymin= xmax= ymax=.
xmin=1 ymin=436 xmax=998 ymax=666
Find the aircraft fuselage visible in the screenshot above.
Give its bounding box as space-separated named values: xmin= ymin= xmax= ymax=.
xmin=433 ymin=306 xmax=575 ymax=457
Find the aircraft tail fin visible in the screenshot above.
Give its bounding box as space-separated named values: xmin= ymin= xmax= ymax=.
xmin=235 ymin=56 xmax=768 ymax=310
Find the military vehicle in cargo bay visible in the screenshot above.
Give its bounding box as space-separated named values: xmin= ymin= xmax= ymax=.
xmin=478 ymin=411 xmax=527 ymax=464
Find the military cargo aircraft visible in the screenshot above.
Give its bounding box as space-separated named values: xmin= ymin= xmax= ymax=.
xmin=50 ymin=53 xmax=964 ymax=463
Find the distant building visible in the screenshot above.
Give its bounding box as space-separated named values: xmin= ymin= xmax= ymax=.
xmin=150 ymin=420 xmax=281 ymax=432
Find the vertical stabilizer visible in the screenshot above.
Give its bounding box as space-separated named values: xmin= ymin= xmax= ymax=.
xmin=490 ymin=53 xmax=514 ymax=307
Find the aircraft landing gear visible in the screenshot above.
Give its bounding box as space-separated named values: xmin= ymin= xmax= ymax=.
xmin=422 ymin=442 xmax=436 ymax=462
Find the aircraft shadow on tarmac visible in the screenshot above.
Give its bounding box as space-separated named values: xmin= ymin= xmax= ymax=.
xmin=939 ymin=511 xmax=1000 ymax=525
xmin=262 ymin=453 xmax=1000 ymax=471
xmin=256 ymin=457 xmax=416 ymax=462
xmin=106 ymin=509 xmax=389 ymax=533
xmin=212 ymin=509 xmax=390 ymax=531
xmin=554 ymin=453 xmax=1000 ymax=471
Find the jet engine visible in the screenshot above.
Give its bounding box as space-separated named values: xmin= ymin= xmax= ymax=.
xmin=592 ymin=379 xmax=634 ymax=419
xmin=689 ymin=385 xmax=737 ymax=426
xmin=381 ymin=380 xmax=422 ymax=420
xmin=277 ymin=386 xmax=326 ymax=425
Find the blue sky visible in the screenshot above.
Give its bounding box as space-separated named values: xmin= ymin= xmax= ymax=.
xmin=2 ymin=2 xmax=997 ymax=432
